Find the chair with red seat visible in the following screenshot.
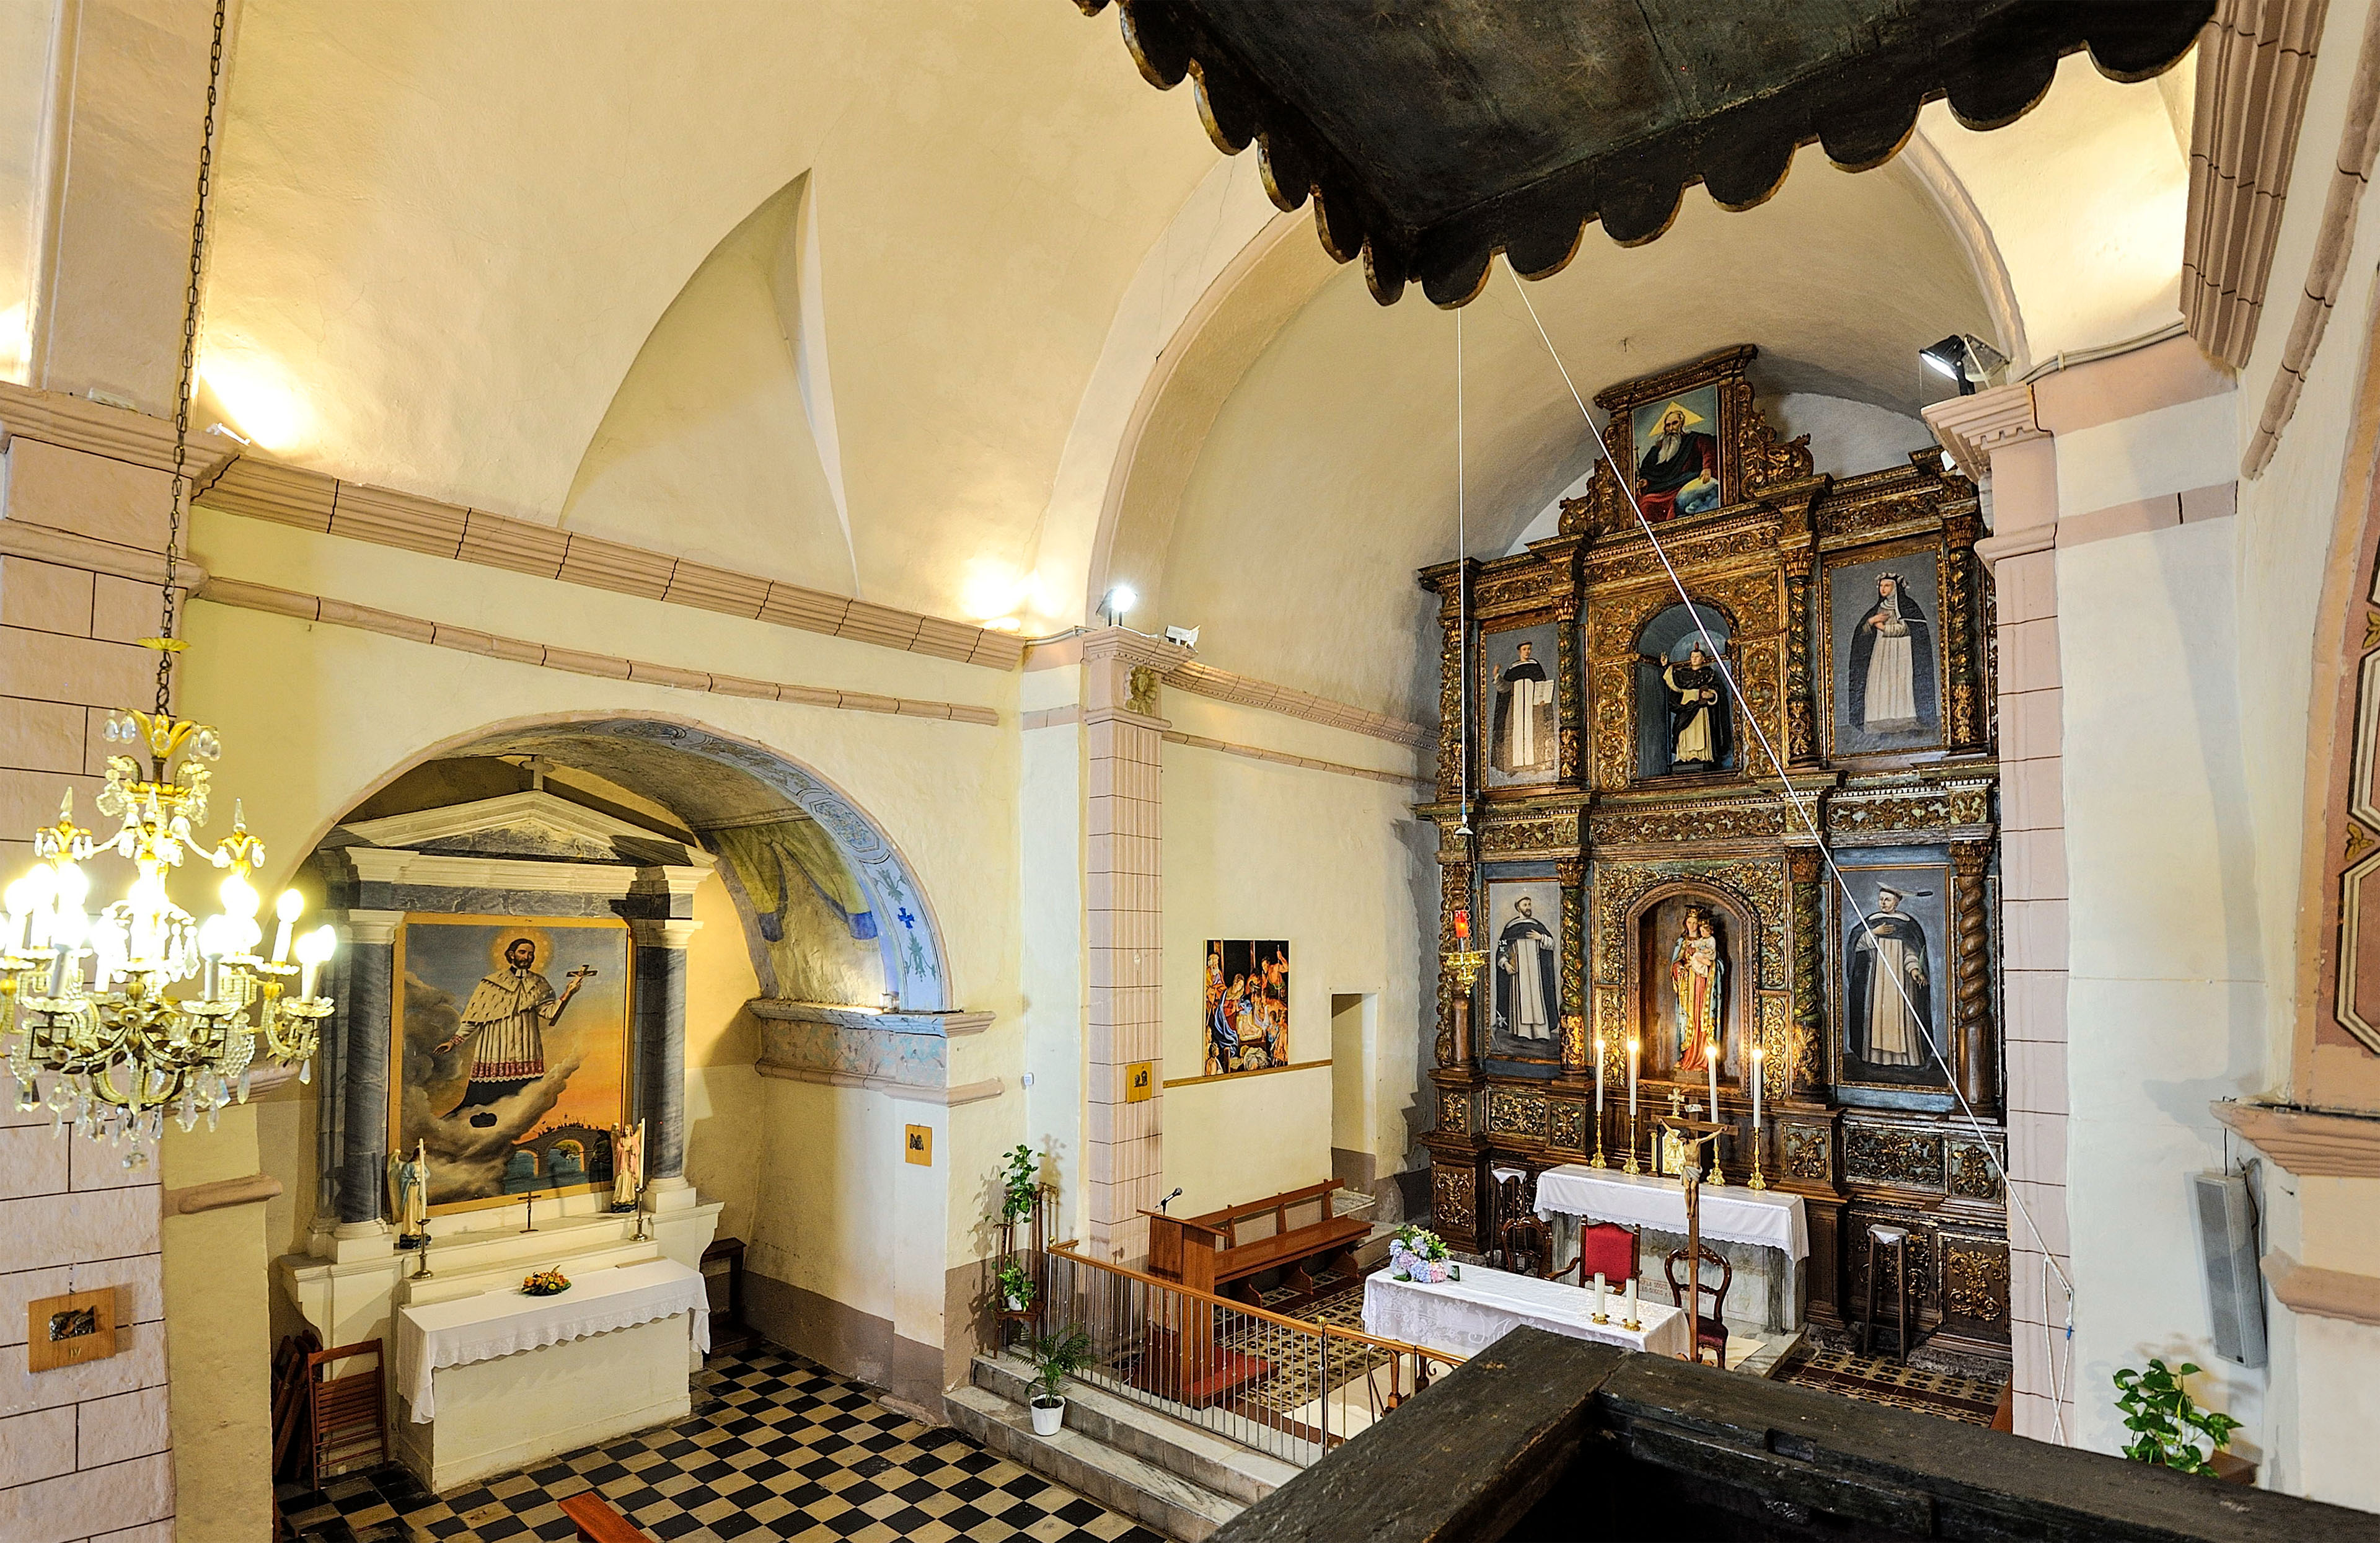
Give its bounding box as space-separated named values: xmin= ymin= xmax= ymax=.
xmin=1558 ymin=1221 xmax=1640 ymax=1287
xmin=1663 ymin=1245 xmax=1732 ymax=1366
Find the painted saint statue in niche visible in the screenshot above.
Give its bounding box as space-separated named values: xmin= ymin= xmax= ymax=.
xmin=1642 ymin=643 xmax=1732 ymax=773
xmin=1492 ymin=640 xmax=1556 ymax=777
xmin=1848 ymin=886 xmax=1933 ymax=1068
xmin=1848 ymin=574 xmax=1936 ymax=734
xmin=1670 ymin=908 xmax=1725 ymax=1073
xmin=1493 ymin=896 xmax=1558 ymax=1043
xmin=1632 ymin=391 xmax=1722 ymax=521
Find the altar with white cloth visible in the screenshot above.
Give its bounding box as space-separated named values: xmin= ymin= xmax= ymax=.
xmin=393 ymin=1258 xmax=710 ymax=1490
xmin=1362 ymin=1261 xmax=1691 ymax=1361
xmin=1534 ymin=1166 xmax=1809 ymax=1334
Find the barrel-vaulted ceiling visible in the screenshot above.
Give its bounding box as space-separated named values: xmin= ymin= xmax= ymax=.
xmin=191 ymin=2 xmax=2194 ymax=720
xmin=1070 ymin=0 xmax=2212 ymax=303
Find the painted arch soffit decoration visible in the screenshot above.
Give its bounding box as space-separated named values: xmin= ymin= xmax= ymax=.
xmin=451 ymin=719 xmax=954 ymax=1012
xmin=1069 ymin=0 xmax=2213 ymax=305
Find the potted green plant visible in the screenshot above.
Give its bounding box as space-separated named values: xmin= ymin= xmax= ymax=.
xmin=2112 ymin=1358 xmax=2243 ymax=1477
xmin=1025 ymin=1324 xmax=1093 ymax=1436
xmin=1000 ymin=1144 xmax=1040 ymax=1230
xmin=996 ymin=1258 xmax=1036 ymax=1313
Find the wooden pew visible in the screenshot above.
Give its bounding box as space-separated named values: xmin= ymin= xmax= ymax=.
xmin=559 ymin=1490 xmax=651 ymax=1542
xmin=1188 ymin=1181 xmax=1370 ymax=1309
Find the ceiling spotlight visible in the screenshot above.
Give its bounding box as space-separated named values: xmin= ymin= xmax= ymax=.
xmin=1919 ymin=334 xmax=2010 ymax=396
xmin=1102 ymin=585 xmax=1137 ymax=627
xmin=1164 ymin=625 xmax=1200 ymax=649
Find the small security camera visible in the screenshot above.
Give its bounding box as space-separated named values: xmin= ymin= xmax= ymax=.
xmin=1164 ymin=625 xmax=1200 ymax=649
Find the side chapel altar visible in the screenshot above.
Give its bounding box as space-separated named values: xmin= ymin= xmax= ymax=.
xmin=1418 ymin=345 xmax=2011 ymax=1362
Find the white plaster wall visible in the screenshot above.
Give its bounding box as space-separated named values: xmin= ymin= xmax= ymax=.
xmin=2059 ymin=515 xmax=2270 ymax=1456
xmin=1018 ymin=666 xmax=1086 ymax=1244
xmin=1157 ymin=693 xmax=1430 ymax=1216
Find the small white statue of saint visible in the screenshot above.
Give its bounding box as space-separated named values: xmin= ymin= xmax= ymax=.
xmin=610 ymin=1118 xmax=645 ymax=1213
xmin=387 ymin=1139 xmax=430 ymax=1245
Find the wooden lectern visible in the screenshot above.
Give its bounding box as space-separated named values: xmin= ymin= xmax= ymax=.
xmin=1140 ymin=1210 xmax=1267 ymax=1407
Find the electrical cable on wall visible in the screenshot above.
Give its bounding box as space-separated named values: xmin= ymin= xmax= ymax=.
xmin=1497 ymin=265 xmax=2076 ymax=1443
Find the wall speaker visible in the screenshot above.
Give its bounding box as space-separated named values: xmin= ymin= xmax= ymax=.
xmin=2192 ymin=1170 xmax=2267 ymax=1368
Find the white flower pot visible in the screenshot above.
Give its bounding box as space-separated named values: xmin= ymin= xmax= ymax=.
xmin=1005 ymin=1293 xmax=1028 ymax=1312
xmin=1029 ymin=1395 xmax=1065 ymax=1436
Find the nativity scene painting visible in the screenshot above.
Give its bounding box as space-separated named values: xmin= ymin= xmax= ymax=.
xmin=1483 ymin=620 xmax=1561 ymax=787
xmin=394 ymin=916 xmax=633 ymax=1212
xmin=1204 ymin=939 xmax=1290 ymax=1075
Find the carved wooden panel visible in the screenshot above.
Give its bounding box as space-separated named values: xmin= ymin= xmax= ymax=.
xmin=1844 ymin=1124 xmax=1944 ymax=1191
xmin=1547 ymin=1099 xmax=1587 ymax=1152
xmin=1947 ymin=1140 xmax=2003 ymax=1201
xmin=1783 ymin=1123 xmax=1833 ymax=1183
xmin=1942 ymin=1236 xmax=2011 ymax=1327
xmin=1488 ymin=1087 xmax=1547 ymax=1141
xmin=1433 ymin=1161 xmax=1478 ymax=1244
xmin=1439 ymin=1090 xmax=1472 ymax=1134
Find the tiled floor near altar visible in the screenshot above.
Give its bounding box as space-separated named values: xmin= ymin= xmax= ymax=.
xmin=277 ymin=1343 xmax=1165 ymax=1543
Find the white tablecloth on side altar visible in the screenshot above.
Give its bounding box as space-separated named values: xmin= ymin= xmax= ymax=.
xmin=396 ymin=1258 xmax=709 ymax=1421
xmin=1534 ymin=1165 xmax=1809 ymax=1260
xmin=1362 ymin=1264 xmax=1692 ymax=1361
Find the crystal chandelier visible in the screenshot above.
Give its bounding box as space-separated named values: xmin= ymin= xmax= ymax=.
xmin=0 ymin=0 xmax=333 ymax=1160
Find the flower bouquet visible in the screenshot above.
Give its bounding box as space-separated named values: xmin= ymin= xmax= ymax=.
xmin=521 ymin=1268 xmax=571 ymax=1297
xmin=1388 ymin=1224 xmax=1450 ymax=1284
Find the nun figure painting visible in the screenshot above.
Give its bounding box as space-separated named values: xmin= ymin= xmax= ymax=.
xmin=1848 ymin=573 xmax=1936 ymax=735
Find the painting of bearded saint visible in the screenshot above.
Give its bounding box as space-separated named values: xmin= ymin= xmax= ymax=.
xmin=1632 ymin=390 xmax=1723 ymax=521
xmin=1494 ymin=896 xmax=1559 ymax=1043
xmin=1848 ymin=886 xmax=1933 ymax=1068
xmin=1848 ymin=573 xmax=1935 ymax=735
xmin=1671 ymin=908 xmax=1724 ymax=1072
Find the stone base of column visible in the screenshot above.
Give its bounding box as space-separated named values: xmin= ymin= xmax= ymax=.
xmin=328 ymin=1218 xmax=394 ymax=1263
xmin=644 ymin=1174 xmax=700 ymax=1212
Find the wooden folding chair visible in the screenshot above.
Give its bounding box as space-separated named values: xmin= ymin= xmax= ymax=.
xmin=304 ymin=1338 xmax=388 ymax=1488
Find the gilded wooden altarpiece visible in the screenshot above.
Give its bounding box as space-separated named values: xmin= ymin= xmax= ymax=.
xmin=1416 ymin=345 xmax=2011 ymax=1358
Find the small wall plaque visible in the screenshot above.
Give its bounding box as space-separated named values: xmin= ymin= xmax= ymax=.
xmin=904 ymin=1124 xmax=933 ymax=1166
xmin=27 ymin=1288 xmax=117 ymax=1373
xmin=1126 ymin=1061 xmax=1154 ymax=1103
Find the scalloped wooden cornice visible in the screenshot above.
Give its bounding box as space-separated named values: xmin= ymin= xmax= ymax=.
xmin=1072 ymin=0 xmax=2213 ymax=306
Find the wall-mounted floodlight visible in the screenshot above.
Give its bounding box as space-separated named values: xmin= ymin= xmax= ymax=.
xmin=1920 ymin=334 xmax=2010 ymax=396
xmin=1102 ymin=585 xmax=1138 ymax=627
xmin=1164 ymin=625 xmax=1200 ymax=649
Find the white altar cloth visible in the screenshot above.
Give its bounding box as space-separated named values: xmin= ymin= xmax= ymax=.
xmin=1362 ymin=1263 xmax=1692 ymax=1361
xmin=1534 ymin=1166 xmax=1809 ymax=1260
xmin=396 ymin=1258 xmax=709 ymax=1421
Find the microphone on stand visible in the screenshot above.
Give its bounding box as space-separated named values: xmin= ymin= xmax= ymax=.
xmin=1157 ymin=1187 xmax=1184 ymax=1213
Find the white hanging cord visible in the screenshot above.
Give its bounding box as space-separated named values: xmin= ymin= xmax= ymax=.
xmin=1456 ymin=309 xmax=1473 ymax=835
xmin=1502 ymin=265 xmax=2074 ymax=1436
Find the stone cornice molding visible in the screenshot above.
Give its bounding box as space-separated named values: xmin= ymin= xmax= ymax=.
xmin=1082 ymin=704 xmax=1168 ymax=733
xmin=197 ymin=454 xmax=1027 ymax=670
xmin=1165 ymin=658 xmax=1432 ymax=748
xmin=340 ymin=846 xmax=645 ymax=896
xmin=2213 ymin=1097 xmax=2380 ymax=1175
xmin=629 ymin=918 xmax=703 ymax=950
xmin=1974 ymin=526 xmax=2058 ymax=572
xmin=1921 ymin=382 xmax=2047 ymax=478
xmin=1161 ymin=728 xmax=1432 ymax=790
xmin=0 ymin=516 xmax=206 ymax=591
xmin=2263 ymin=1248 xmax=2380 ymax=1326
xmin=196 ymin=575 xmax=1000 ymax=727
xmin=339 ymin=788 xmax=707 ymax=865
xmin=162 ymin=1172 xmax=284 ymax=1216
xmin=2245 ymin=0 xmax=2380 ymax=476
xmin=2185 ymin=0 xmax=2328 ymax=367
xmin=340 ymin=908 xmax=407 ymax=945
xmin=754 ymin=1061 xmax=1003 ymax=1105
xmin=1078 ymin=626 xmax=1193 ymax=671
xmin=747 ymin=999 xmax=995 ymax=1037
xmin=0 ymin=381 xmax=242 ymax=482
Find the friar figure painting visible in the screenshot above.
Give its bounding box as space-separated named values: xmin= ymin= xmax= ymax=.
xmin=1491 ymin=640 xmax=1556 ymax=776
xmin=1494 ymin=896 xmax=1559 ymax=1041
xmin=1670 ymin=908 xmax=1725 ymax=1073
xmin=435 ymin=937 xmax=594 ymax=1110
xmin=1848 ymin=574 xmax=1935 ymax=734
xmin=1643 ymin=643 xmax=1732 ymax=772
xmin=1847 ymin=886 xmax=1933 ymax=1068
xmin=1634 ymin=399 xmax=1722 ymax=521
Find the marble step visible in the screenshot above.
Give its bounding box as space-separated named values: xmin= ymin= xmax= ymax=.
xmin=945 ymin=1381 xmax=1245 ymax=1543
xmin=969 ymin=1351 xmax=1300 ymax=1506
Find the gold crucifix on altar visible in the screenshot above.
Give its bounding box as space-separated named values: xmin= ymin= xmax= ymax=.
xmin=1657 ymin=1110 xmax=1730 ymax=1366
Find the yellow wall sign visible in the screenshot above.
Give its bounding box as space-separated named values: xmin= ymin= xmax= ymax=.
xmin=904 ymin=1124 xmax=933 ymax=1166
xmin=1126 ymin=1061 xmax=1154 ymax=1103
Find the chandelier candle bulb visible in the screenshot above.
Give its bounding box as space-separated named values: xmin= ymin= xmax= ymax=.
xmin=271 ymin=889 xmax=302 ymax=963
xmin=296 ymin=925 xmax=334 ymax=999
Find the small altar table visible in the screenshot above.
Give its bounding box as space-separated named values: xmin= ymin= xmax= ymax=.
xmin=1533 ymin=1166 xmax=1809 ymax=1332
xmin=1362 ymin=1263 xmax=1692 ymax=1361
xmin=397 ymin=1257 xmax=710 ymax=1419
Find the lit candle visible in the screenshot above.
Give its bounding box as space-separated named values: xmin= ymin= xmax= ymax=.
xmin=1453 ymin=909 xmax=1469 ymax=942
xmin=1593 ymin=1033 xmax=1605 ymax=1118
xmin=1593 ymin=1271 xmax=1606 ymax=1320
xmin=1751 ymin=1044 xmax=1765 ymax=1133
xmin=1708 ymin=1053 xmax=1719 ymax=1128
xmin=1628 ymin=1035 xmax=1640 ymax=1121
xmin=1624 ymin=1275 xmax=1639 ymax=1327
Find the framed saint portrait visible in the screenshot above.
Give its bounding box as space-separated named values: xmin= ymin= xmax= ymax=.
xmin=1483 ymin=875 xmax=1562 ymax=1064
xmin=1633 ymin=891 xmax=1736 ymax=1083
xmin=1202 ymin=939 xmax=1289 ymax=1076
xmin=1629 ymin=384 xmax=1725 ymax=521
xmin=1633 ymin=599 xmax=1736 ymax=779
xmin=1825 ymin=547 xmax=1946 ymax=758
xmin=392 ymin=915 xmax=634 ymax=1215
xmin=1831 ymin=853 xmax=1952 ymax=1091
xmin=1479 ymin=616 xmax=1561 ymax=789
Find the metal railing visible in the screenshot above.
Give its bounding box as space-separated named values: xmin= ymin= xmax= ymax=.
xmin=1016 ymin=1243 xmax=1463 ymax=1467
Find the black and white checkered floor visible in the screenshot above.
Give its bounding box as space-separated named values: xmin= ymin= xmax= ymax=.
xmin=277 ymin=1342 xmax=1166 ymax=1543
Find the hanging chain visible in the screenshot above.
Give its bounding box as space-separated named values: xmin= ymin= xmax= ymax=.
xmin=153 ymin=0 xmax=227 ymax=715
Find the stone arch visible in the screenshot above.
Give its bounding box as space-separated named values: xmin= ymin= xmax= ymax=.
xmin=305 ymin=710 xmax=957 ymax=1010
